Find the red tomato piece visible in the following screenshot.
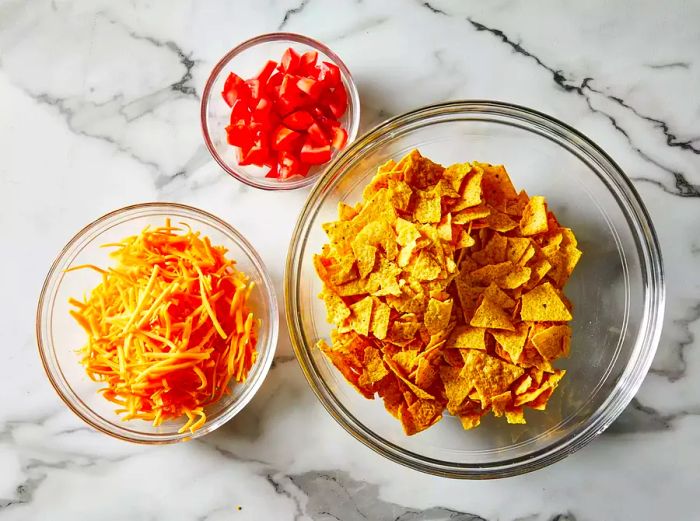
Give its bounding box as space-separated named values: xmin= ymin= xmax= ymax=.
xmin=300 ymin=50 xmax=318 ymax=74
xmin=250 ymin=97 xmax=279 ymax=130
xmin=272 ymin=125 xmax=302 ymax=152
xmin=300 ymin=140 xmax=332 ymax=165
xmin=222 ymin=72 xmax=250 ymax=107
xmin=229 ymin=99 xmax=251 ymax=126
xmin=330 ymin=127 xmax=348 ymax=150
xmin=238 ymin=138 xmax=270 ymax=166
xmin=312 ymin=108 xmax=341 ymax=132
xmin=277 ymin=74 xmax=307 ymax=115
xmin=265 ymin=162 xmax=280 ymax=178
xmin=322 ymin=85 xmax=348 ymax=118
xmin=282 ymin=110 xmax=314 ymax=131
xmin=225 ymin=124 xmax=252 ymax=148
xmin=280 ymin=48 xmax=301 ymax=74
xmin=307 ymin=122 xmax=329 ymax=145
xmin=279 ymin=151 xmax=309 ymax=179
xmin=317 ymin=61 xmax=341 ymax=88
xmin=245 ymin=79 xmax=262 ymax=101
xmin=265 ymin=71 xmax=284 ymax=95
xmin=256 ymin=60 xmax=278 ymax=85
xmin=296 ymin=77 xmax=323 ymax=99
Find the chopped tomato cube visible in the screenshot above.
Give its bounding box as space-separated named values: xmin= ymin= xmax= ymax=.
xmin=296 ymin=77 xmax=323 ymax=99
xmin=256 ymin=60 xmax=278 ymax=85
xmin=317 ymin=61 xmax=341 ymax=88
xmin=279 ymin=151 xmax=309 ymax=179
xmin=283 ymin=110 xmax=315 ymax=131
xmin=272 ymin=125 xmax=302 ymax=152
xmin=238 ymin=138 xmax=270 ymax=166
xmin=330 ymin=127 xmax=348 ymax=150
xmin=245 ymin=79 xmax=262 ymax=100
xmin=280 ymin=48 xmax=301 ymax=73
xmin=300 ymin=141 xmax=332 ymax=164
xmin=222 ymin=72 xmax=249 ymax=107
xmin=300 ymin=50 xmax=318 ymax=74
xmin=322 ymin=85 xmax=348 ymax=118
xmin=229 ymin=99 xmax=251 ymax=126
xmin=307 ymin=122 xmax=329 ymax=145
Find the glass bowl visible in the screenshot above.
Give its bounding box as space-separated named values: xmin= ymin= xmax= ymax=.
xmin=201 ymin=33 xmax=361 ymax=191
xmin=37 ymin=203 xmax=278 ymax=443
xmin=285 ymin=101 xmax=664 ymax=478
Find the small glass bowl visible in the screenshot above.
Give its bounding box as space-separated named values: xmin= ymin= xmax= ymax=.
xmin=285 ymin=101 xmax=665 ymax=478
xmin=37 ymin=203 xmax=278 ymax=443
xmin=201 ymin=33 xmax=361 ymax=191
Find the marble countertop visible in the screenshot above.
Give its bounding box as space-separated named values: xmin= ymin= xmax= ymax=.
xmin=2 ymin=0 xmax=699 ymax=519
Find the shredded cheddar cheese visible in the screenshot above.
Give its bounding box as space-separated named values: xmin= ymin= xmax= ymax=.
xmin=68 ymin=219 xmax=259 ymax=433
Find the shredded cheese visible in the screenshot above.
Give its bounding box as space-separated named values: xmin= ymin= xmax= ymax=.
xmin=68 ymin=220 xmax=259 ymax=434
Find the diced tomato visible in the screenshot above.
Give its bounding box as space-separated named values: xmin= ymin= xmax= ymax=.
xmin=278 ymin=151 xmax=309 ymax=179
xmin=256 ymin=60 xmax=278 ymax=85
xmin=300 ymin=140 xmax=332 ymax=164
xmin=296 ymin=77 xmax=323 ymax=99
xmin=280 ymin=48 xmax=301 ymax=73
xmin=312 ymin=108 xmax=341 ymax=132
xmin=300 ymin=50 xmax=318 ymax=74
xmin=222 ymin=72 xmax=249 ymax=107
xmin=277 ymin=74 xmax=307 ymax=114
xmin=272 ymin=125 xmax=302 ymax=152
xmin=225 ymin=124 xmax=253 ymax=148
xmin=238 ymin=138 xmax=270 ymax=166
xmin=245 ymin=79 xmax=262 ymax=100
xmin=250 ymin=97 xmax=276 ymax=127
xmin=265 ymin=162 xmax=279 ymax=178
xmin=317 ymin=61 xmax=341 ymax=88
xmin=229 ymin=99 xmax=251 ymax=126
xmin=321 ymin=85 xmax=348 ymax=118
xmin=265 ymin=72 xmax=284 ymax=95
xmin=282 ymin=110 xmax=314 ymax=131
xmin=330 ymin=127 xmax=348 ymax=150
xmin=307 ymin=122 xmax=329 ymax=145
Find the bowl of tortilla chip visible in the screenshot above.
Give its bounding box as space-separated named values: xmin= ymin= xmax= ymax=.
xmin=285 ymin=101 xmax=664 ymax=478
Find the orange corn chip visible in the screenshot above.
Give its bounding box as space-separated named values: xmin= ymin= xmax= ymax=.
xmin=521 ymin=282 xmax=573 ymax=322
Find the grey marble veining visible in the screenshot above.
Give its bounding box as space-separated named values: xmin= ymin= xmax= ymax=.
xmin=1 ymin=0 xmax=699 ymax=519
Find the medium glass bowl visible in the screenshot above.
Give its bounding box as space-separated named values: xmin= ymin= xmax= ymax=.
xmin=285 ymin=101 xmax=665 ymax=478
xmin=201 ymin=32 xmax=361 ymax=191
xmin=37 ymin=203 xmax=278 ymax=443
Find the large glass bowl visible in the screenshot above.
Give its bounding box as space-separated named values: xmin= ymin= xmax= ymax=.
xmin=285 ymin=101 xmax=664 ymax=478
xmin=37 ymin=203 xmax=278 ymax=443
xmin=201 ymin=33 xmax=361 ymax=191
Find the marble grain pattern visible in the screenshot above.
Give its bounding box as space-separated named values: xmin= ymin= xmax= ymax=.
xmin=1 ymin=0 xmax=699 ymax=520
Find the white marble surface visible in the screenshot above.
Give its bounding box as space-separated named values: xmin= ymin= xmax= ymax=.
xmin=1 ymin=0 xmax=699 ymax=519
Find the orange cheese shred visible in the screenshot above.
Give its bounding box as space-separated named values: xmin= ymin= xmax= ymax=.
xmin=68 ymin=219 xmax=259 ymax=433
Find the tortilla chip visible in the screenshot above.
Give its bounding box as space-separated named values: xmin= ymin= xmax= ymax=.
xmin=384 ymin=354 xmax=435 ymax=400
xmin=440 ymin=365 xmax=472 ymax=413
xmin=531 ymin=324 xmax=571 ymax=360
xmin=347 ymin=296 xmax=374 ymax=336
xmin=371 ymin=300 xmax=391 ymax=340
xmin=424 ymin=298 xmax=453 ymax=334
xmin=407 ymin=399 xmax=443 ymax=433
xmin=320 ymin=288 xmax=351 ymax=326
xmin=470 ymin=297 xmax=515 ymax=331
xmin=490 ymin=322 xmax=530 ymax=362
xmin=446 ymin=325 xmax=486 ymax=350
xmin=460 ymin=350 xmax=524 ymax=406
xmin=520 ymin=195 xmax=548 ymax=236
xmin=483 ymin=282 xmax=516 ymax=309
xmin=414 ymin=357 xmax=438 ymax=389
xmin=505 ymin=408 xmax=526 ymax=424
xmin=413 ymin=188 xmax=442 ymax=224
xmin=452 ymin=204 xmax=491 ymax=224
xmin=521 ymin=282 xmax=573 ymax=321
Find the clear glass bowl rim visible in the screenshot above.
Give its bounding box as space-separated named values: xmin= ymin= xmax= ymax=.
xmin=200 ymin=32 xmax=361 ymax=191
xmin=36 ymin=202 xmax=279 ymax=444
xmin=285 ymin=100 xmax=665 ymax=478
